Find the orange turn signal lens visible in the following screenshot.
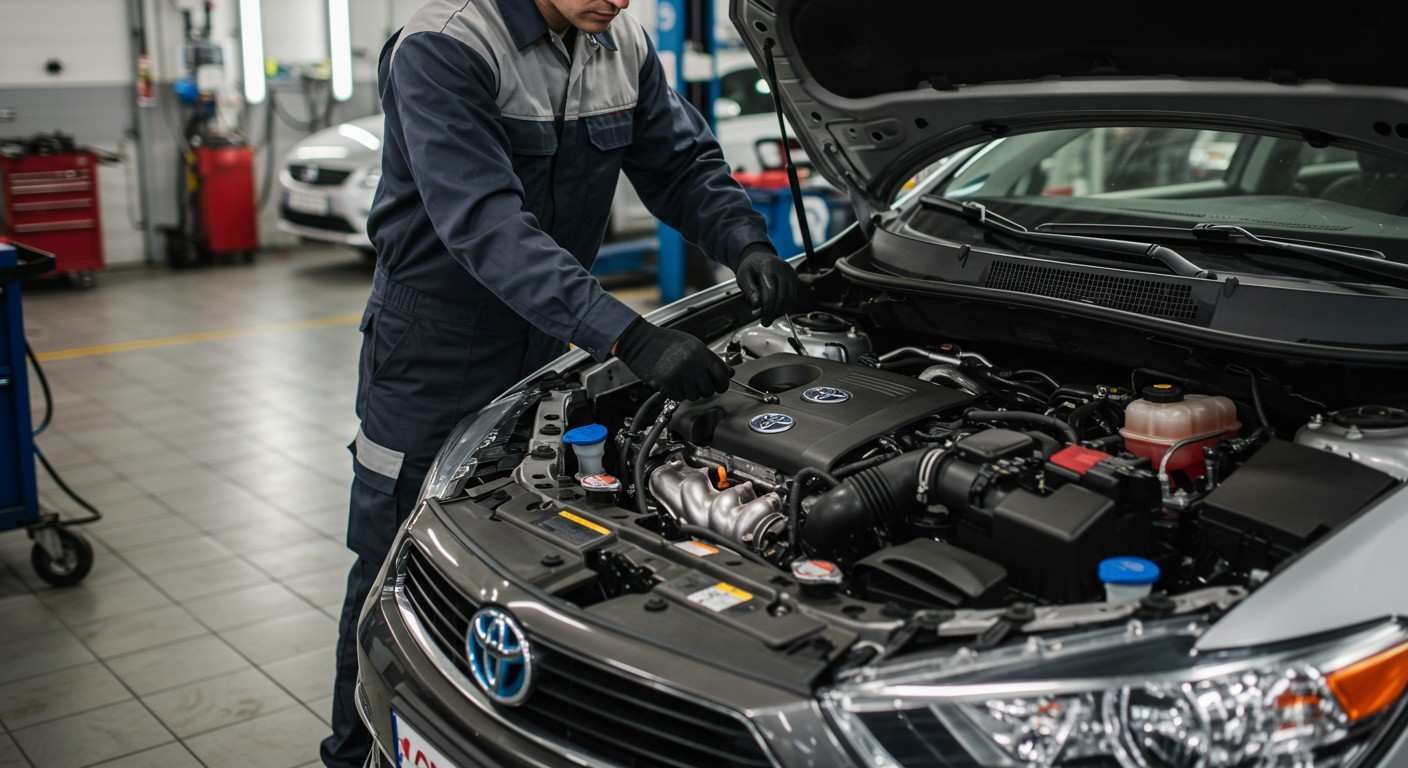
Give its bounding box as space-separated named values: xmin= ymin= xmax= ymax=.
xmin=1327 ymin=641 xmax=1408 ymax=721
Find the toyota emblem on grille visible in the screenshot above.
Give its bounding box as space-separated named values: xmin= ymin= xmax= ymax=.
xmin=749 ymin=412 xmax=795 ymax=434
xmin=298 ymin=165 xmax=319 ymax=183
xmin=465 ymin=606 xmax=533 ymax=706
xmin=802 ymin=386 xmax=851 ymax=404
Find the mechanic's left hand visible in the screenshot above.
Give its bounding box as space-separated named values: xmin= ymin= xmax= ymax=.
xmin=736 ymin=245 xmax=803 ymax=326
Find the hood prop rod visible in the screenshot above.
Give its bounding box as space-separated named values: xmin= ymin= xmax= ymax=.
xmin=762 ymin=39 xmax=817 ymax=266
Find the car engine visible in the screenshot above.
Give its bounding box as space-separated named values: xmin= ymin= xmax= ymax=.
xmin=463 ymin=309 xmax=1403 ymax=627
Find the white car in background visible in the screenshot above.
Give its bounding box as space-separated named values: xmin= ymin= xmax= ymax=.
xmin=278 ymin=55 xmax=795 ymax=258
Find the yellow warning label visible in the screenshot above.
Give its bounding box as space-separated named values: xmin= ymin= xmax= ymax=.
xmin=558 ymin=510 xmax=610 ymax=536
xmin=686 ymin=581 xmax=754 ymax=612
xmin=715 ymin=582 xmax=752 ymax=600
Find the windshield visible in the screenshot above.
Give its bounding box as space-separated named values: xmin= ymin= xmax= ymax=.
xmin=916 ymin=127 xmax=1408 ymax=277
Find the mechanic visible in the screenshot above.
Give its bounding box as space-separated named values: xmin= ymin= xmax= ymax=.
xmin=320 ymin=0 xmax=801 ymax=764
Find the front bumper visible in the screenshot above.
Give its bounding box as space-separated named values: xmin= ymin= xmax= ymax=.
xmin=276 ymin=172 xmax=373 ymax=248
xmin=355 ymin=497 xmax=856 ymax=768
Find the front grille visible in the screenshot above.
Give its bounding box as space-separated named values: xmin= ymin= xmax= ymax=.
xmin=985 ymin=259 xmax=1199 ymax=322
xmin=287 ymin=163 xmax=352 ymax=186
xmin=399 ymin=545 xmax=773 ymax=768
xmin=279 ymin=207 xmax=356 ymax=233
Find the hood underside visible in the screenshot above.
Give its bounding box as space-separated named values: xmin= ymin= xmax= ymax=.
xmin=731 ymin=1 xmax=1408 ymax=210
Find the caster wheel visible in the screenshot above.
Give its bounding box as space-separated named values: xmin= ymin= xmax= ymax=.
xmin=31 ymin=529 xmax=94 ymax=587
xmin=242 ymin=250 xmax=256 ymax=264
xmin=70 ymin=271 xmax=97 ymax=289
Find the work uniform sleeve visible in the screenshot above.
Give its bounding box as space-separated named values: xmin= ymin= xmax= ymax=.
xmin=622 ymin=35 xmax=773 ymax=271
xmin=387 ymin=32 xmax=637 ymax=360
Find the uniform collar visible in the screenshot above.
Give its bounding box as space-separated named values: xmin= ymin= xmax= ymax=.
xmin=496 ymin=0 xmax=617 ymax=51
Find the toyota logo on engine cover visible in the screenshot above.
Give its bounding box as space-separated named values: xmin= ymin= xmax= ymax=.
xmin=750 ymin=412 xmax=795 ymax=434
xmin=802 ymin=386 xmax=851 ymax=404
xmin=466 ymin=606 xmax=533 ymax=706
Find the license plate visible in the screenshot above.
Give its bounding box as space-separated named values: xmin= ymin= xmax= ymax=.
xmin=286 ymin=189 xmax=330 ymax=216
xmin=392 ymin=711 xmax=458 ymax=768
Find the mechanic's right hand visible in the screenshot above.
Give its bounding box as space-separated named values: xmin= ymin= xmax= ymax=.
xmin=614 ymin=317 xmax=732 ymax=401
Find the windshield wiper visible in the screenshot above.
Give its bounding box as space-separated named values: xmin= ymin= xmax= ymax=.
xmin=1035 ymin=222 xmax=1408 ymax=287
xmin=918 ymin=196 xmax=1215 ymax=279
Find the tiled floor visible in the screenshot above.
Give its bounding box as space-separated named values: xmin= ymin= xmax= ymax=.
xmin=0 ymin=248 xmax=655 ymax=767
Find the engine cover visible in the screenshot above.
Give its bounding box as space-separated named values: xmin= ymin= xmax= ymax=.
xmin=671 ymin=354 xmax=975 ymax=474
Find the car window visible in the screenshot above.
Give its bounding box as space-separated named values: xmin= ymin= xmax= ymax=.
xmin=718 ymin=68 xmax=774 ymax=118
xmin=935 ymin=126 xmax=1408 ymax=217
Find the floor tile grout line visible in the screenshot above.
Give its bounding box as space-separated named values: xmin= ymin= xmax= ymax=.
xmin=78 ymin=738 xmax=194 ymax=766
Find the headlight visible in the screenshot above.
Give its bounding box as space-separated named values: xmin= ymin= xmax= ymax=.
xmin=825 ymin=620 xmax=1408 ymax=768
xmin=418 ymin=392 xmax=527 ymax=503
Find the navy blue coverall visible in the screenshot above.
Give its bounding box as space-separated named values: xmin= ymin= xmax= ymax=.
xmin=322 ymin=0 xmax=771 ymax=764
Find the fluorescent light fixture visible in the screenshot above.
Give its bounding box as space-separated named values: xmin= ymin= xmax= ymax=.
xmin=328 ymin=0 xmax=353 ymax=101
xmin=239 ymin=0 xmax=267 ymax=104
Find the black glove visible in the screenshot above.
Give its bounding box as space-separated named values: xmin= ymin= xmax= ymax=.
xmin=735 ymin=245 xmax=803 ymax=326
xmin=614 ymin=317 xmax=732 ymax=401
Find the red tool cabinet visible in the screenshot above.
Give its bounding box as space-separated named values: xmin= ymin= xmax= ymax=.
xmin=0 ymin=152 xmax=105 ymax=281
xmin=196 ymin=145 xmax=258 ymax=255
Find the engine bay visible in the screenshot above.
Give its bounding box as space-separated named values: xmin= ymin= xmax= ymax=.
xmin=451 ymin=303 xmax=1407 ymax=652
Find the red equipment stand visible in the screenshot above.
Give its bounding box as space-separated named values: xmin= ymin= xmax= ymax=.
xmin=0 ymin=152 xmax=105 ymax=287
xmin=196 ymin=145 xmax=257 ymax=257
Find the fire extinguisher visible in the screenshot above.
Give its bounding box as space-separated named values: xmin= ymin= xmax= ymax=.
xmin=136 ymin=53 xmax=156 ymax=108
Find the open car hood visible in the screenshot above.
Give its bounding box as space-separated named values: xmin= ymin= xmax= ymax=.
xmin=730 ymin=1 xmax=1408 ymax=214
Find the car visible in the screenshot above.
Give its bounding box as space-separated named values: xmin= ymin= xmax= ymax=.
xmin=276 ymin=117 xmax=654 ymax=258
xmin=277 ymin=56 xmax=793 ymax=259
xmin=353 ymin=5 xmax=1408 ymax=768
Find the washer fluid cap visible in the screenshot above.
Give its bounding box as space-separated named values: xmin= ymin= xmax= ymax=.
xmin=1099 ymin=556 xmax=1161 ymax=585
xmin=562 ymin=423 xmax=608 ymax=446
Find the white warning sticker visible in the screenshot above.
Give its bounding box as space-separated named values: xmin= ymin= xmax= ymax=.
xmin=686 ymin=582 xmax=753 ymax=612
xmin=673 ymin=540 xmax=720 ymax=558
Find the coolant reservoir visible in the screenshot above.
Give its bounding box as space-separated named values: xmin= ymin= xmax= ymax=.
xmin=1120 ymin=383 xmax=1240 ymax=479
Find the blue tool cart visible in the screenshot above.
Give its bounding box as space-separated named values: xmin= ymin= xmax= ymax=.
xmin=1 ymin=240 xmax=95 ymax=586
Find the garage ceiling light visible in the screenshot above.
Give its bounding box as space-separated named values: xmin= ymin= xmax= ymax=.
xmin=239 ymin=0 xmax=267 ymax=104
xmin=329 ymin=0 xmax=353 ymax=101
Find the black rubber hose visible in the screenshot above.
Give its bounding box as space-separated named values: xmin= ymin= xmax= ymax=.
xmin=978 ymin=371 xmax=1050 ymax=406
xmin=634 ymin=411 xmax=670 ymax=520
xmin=965 ymin=408 xmax=1079 ymax=445
xmin=675 ymin=524 xmax=774 ymax=569
xmin=802 ymin=451 xmax=925 ymax=552
xmin=629 ymin=392 xmax=666 ymax=442
xmin=831 ymin=451 xmax=898 ymax=479
xmin=34 ymin=448 xmax=102 ymax=525
xmin=786 ymin=467 xmax=839 ymax=555
xmin=26 ymin=342 xmax=52 ymax=436
xmin=25 ymin=343 xmax=102 ymax=524
xmin=625 ymin=391 xmax=665 ymax=480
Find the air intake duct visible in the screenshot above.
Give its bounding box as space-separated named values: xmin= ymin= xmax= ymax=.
xmin=801 ymin=450 xmax=925 ymax=551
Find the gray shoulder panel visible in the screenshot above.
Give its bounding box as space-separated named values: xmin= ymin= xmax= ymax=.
xmin=391 ymin=0 xmax=508 ymax=96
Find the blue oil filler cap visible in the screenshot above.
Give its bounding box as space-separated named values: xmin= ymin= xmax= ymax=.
xmin=1099 ymin=556 xmax=1161 ymax=585
xmin=562 ymin=424 xmax=608 ymax=446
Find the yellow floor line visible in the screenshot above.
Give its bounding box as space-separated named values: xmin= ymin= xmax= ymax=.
xmin=34 ymin=311 xmax=363 ymax=362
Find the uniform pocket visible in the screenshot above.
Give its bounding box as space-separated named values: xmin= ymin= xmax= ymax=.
xmin=585 ymin=110 xmax=634 ymax=152
xmin=367 ymin=307 xmax=418 ymax=383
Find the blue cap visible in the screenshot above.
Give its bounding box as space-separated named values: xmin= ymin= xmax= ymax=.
xmin=1099 ymin=557 xmax=1161 ymax=586
xmin=562 ymin=423 xmax=608 ymax=446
